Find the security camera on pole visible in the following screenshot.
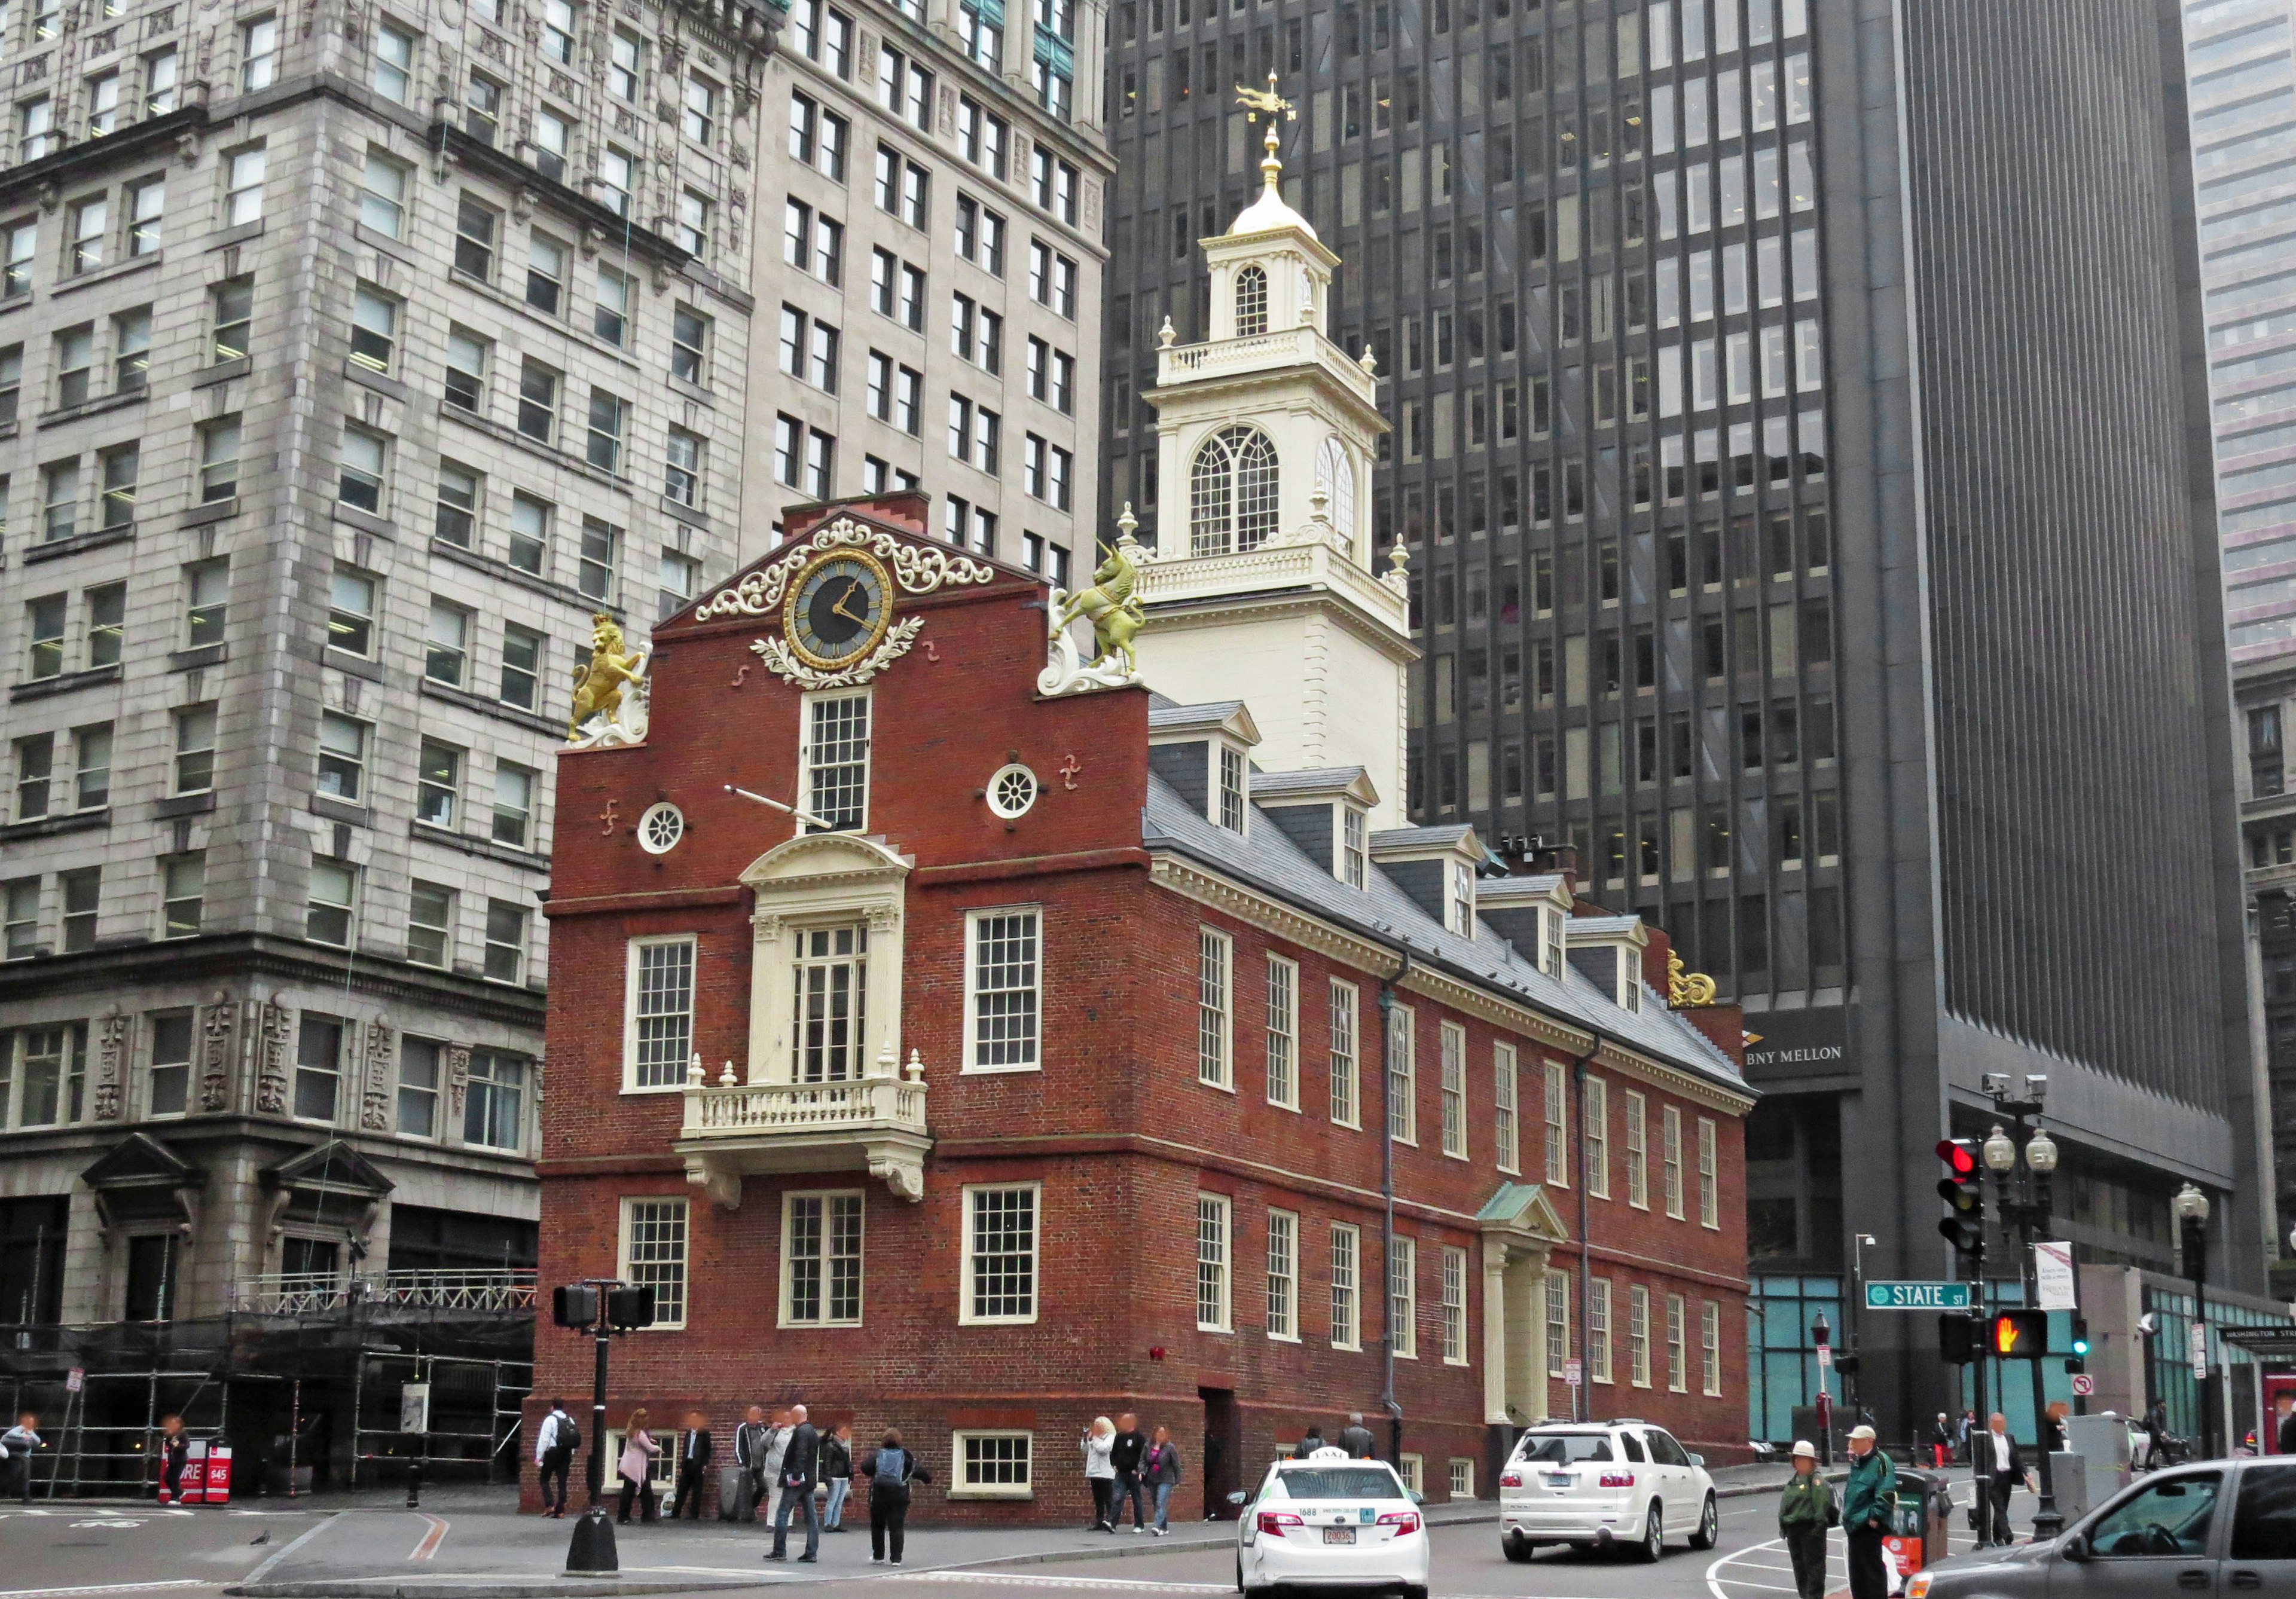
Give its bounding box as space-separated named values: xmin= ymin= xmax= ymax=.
xmin=552 ymin=1279 xmax=657 ymax=1575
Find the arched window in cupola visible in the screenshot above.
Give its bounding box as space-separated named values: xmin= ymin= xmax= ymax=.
xmin=1315 ymin=436 xmax=1357 ymax=557
xmin=1189 ymin=426 xmax=1281 ymax=556
xmin=1234 ymin=264 xmax=1269 ymax=337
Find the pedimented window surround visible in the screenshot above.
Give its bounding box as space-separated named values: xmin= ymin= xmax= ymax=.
xmin=739 ymin=831 xmax=912 ymax=1085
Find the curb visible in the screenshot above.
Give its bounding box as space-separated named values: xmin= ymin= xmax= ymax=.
xmin=230 ymin=1584 xmax=755 ymax=1598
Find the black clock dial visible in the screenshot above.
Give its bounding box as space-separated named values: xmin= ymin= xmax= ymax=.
xmin=787 ymin=554 xmax=893 ymax=669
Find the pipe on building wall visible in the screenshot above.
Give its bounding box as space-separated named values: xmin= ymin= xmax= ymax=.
xmin=1376 ymin=947 xmax=1413 ymax=1467
xmin=1573 ymin=1039 xmax=1601 ymax=1424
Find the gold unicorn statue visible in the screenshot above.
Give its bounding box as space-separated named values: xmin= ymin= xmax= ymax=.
xmin=569 ymin=612 xmax=648 ymax=739
xmin=1055 ymin=519 xmax=1148 ymax=676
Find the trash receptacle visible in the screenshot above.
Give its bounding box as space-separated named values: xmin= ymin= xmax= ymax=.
xmin=1885 ymin=1469 xmax=1952 ymax=1585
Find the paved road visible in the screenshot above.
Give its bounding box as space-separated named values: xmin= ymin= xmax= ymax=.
xmin=0 ymin=1501 xmax=321 ymax=1598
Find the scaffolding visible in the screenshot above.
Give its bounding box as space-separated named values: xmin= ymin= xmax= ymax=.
xmin=0 ymin=1271 xmax=535 ymax=1498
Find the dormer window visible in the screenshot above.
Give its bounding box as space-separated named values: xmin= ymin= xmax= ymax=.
xmin=1448 ymin=860 xmax=1474 ymax=937
xmin=1235 ymin=263 xmax=1268 ymax=336
xmin=1218 ymin=744 xmax=1247 ymax=832
xmin=1542 ymin=909 xmax=1564 ymax=980
xmin=1623 ymin=968 xmax=1642 ymax=1013
xmin=1341 ymin=805 xmax=1367 ymax=889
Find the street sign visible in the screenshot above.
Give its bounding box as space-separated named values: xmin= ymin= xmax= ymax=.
xmin=1865 ymin=1280 xmax=1974 ymax=1310
xmin=1564 ymin=1358 xmax=1583 ymax=1387
xmin=65 ymin=1367 xmax=83 ymax=1393
xmin=2191 ymin=1323 xmax=2209 ymax=1380
xmin=2034 ymin=1242 xmax=2078 ymax=1311
xmin=2071 ymin=1374 xmax=2096 ymax=1397
xmin=1817 ymin=1344 xmax=1834 ymax=1368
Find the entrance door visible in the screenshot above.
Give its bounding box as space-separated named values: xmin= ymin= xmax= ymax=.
xmin=1201 ymin=1386 xmax=1241 ymax=1521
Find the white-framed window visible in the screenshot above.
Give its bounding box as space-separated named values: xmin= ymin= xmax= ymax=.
xmin=1628 ymin=1283 xmax=1651 ymax=1387
xmin=1589 ymin=1277 xmax=1613 ymax=1383
xmin=464 ymin=1048 xmax=525 ymax=1149
xmin=240 ymin=14 xmax=278 ymax=88
xmin=1328 ymin=978 xmax=1359 ymax=1127
xmin=1544 ymin=1060 xmax=1569 ymax=1187
xmin=964 ymin=906 xmax=1040 ymax=1072
xmin=1217 ymin=742 xmax=1247 ymax=831
xmin=1449 ymin=1458 xmax=1476 ymax=1500
xmin=291 ymin=1013 xmax=343 ymax=1123
xmin=372 ymin=18 xmax=414 ymax=100
xmin=961 ymin=1182 xmax=1039 ymax=1323
xmin=146 ymin=1011 xmax=193 ymax=1118
xmin=951 ymin=1431 xmax=1033 ymax=1498
xmin=1625 ymin=1090 xmax=1648 ymax=1209
xmin=1196 ymin=1192 xmax=1231 ymax=1331
xmin=1545 ymin=1270 xmax=1571 ymax=1376
xmin=1666 ymin=1292 xmax=1687 ymax=1392
xmin=306 ymin=860 xmax=357 ymax=946
xmin=1663 ymin=1104 xmax=1685 ymax=1218
xmin=396 ymin=1035 xmax=439 ymax=1136
xmin=790 ymin=924 xmax=869 ymax=1081
xmin=781 ymin=1190 xmax=864 ymax=1325
xmin=1330 ymin=1222 xmax=1360 ymax=1349
xmin=1265 ymin=1207 xmax=1297 ymax=1341
xmin=1584 ymin=1075 xmax=1610 ymax=1197
xmin=1697 ymin=1116 xmax=1718 ymax=1227
xmin=1494 ymin=1044 xmax=1519 ymax=1173
xmin=1385 ymin=1002 xmax=1416 ymax=1144
xmin=1700 ymin=1298 xmax=1723 ymax=1395
xmin=624 ymin=934 xmax=695 ymax=1090
xmin=1264 ymin=953 xmax=1297 ymax=1109
xmin=0 ymin=1023 xmax=87 ymax=1129
xmin=1197 ymin=927 xmax=1232 ymax=1089
xmin=1341 ymin=805 xmax=1368 ymax=889
xmin=1448 ymin=859 xmax=1475 ymax=937
xmin=1439 ymin=1021 xmax=1467 ymax=1158
xmin=1398 ymin=1454 xmax=1424 ymax=1495
xmin=801 ymin=690 xmax=871 ymax=831
xmin=618 ymin=1196 xmax=689 ymax=1328
xmin=1441 ymin=1244 xmax=1467 ymax=1364
xmin=1388 ymin=1234 xmax=1416 ymax=1359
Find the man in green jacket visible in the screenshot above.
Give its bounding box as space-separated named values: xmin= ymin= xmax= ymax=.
xmin=1841 ymin=1424 xmax=1897 ymax=1599
xmin=1777 ymin=1440 xmax=1835 ymax=1599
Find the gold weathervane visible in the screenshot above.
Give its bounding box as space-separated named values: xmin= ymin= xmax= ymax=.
xmin=1235 ymin=71 xmax=1296 ymax=193
xmin=1667 ymin=950 xmax=1718 ymax=1009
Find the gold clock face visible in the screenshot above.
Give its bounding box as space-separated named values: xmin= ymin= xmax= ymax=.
xmin=783 ymin=550 xmax=894 ymax=670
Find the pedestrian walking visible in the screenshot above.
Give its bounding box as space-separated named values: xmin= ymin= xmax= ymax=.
xmin=1110 ymin=1412 xmax=1149 ymax=1532
xmin=1777 ymin=1440 xmax=1836 ymax=1599
xmin=670 ymin=1411 xmax=712 ymax=1519
xmin=1294 ymin=1422 xmax=1328 ymax=1459
xmin=1840 ymin=1424 xmax=1895 ymax=1599
xmin=1959 ymin=1409 xmax=1977 ymax=1463
xmin=1929 ymin=1412 xmax=1953 ymax=1469
xmin=1144 ymin=1426 xmax=1183 ymax=1536
xmin=616 ymin=1409 xmax=661 ymax=1525
xmin=1082 ymin=1416 xmax=1118 ymax=1531
xmin=2 ymin=1412 xmax=41 ymax=1503
xmin=155 ymin=1414 xmax=191 ymax=1506
xmin=760 ymin=1410 xmax=792 ymax=1527
xmin=534 ymin=1399 xmax=578 ymax=1518
xmin=768 ymin=1404 xmax=822 ymax=1563
xmin=863 ymin=1429 xmax=930 ymax=1566
xmin=1979 ymin=1411 xmax=2022 ymax=1547
xmin=822 ymin=1422 xmax=854 ymax=1532
xmin=732 ymin=1405 xmax=770 ymax=1522
xmin=1338 ymin=1413 xmax=1376 ymax=1460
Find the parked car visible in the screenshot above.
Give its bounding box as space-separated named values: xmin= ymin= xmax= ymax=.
xmin=1495 ymin=1419 xmax=1720 ymax=1563
xmin=1234 ymin=1447 xmax=1430 ymax=1598
xmin=1908 ymin=1456 xmax=2296 ymax=1598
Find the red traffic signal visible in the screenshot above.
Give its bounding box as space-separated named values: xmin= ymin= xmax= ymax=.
xmin=1935 ymin=1138 xmax=1979 ymax=1178
xmin=1937 ymin=1139 xmax=1984 ymax=1256
xmin=1989 ymin=1310 xmax=2048 ymax=1359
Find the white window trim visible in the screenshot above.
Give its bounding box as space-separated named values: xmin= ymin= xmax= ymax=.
xmin=1388 ymin=1234 xmax=1416 ymax=1360
xmin=1589 ymin=1276 xmax=1613 ymax=1384
xmin=1438 ymin=1020 xmax=1468 ymax=1160
xmin=798 ymin=685 xmax=872 ymax=833
xmin=739 ymin=830 xmax=909 ymax=1089
xmin=957 ymin=1179 xmax=1042 ymax=1326
xmin=1387 ymin=1001 xmax=1416 ymax=1146
xmin=1448 ymin=1457 xmax=1476 ymax=1500
xmin=1265 ymin=1205 xmax=1300 ymax=1343
xmin=616 ymin=1194 xmax=689 ymax=1331
xmin=1544 ymin=1059 xmax=1570 ymax=1188
xmin=961 ymin=903 xmax=1043 ymax=1074
xmin=621 ymin=933 xmax=697 ymax=1094
xmin=949 ymin=1429 xmax=1034 ymax=1499
xmin=1440 ymin=1243 xmax=1468 ymax=1366
xmin=1330 ymin=1221 xmax=1361 ymax=1350
xmin=1197 ymin=925 xmax=1234 ymax=1091
xmin=1494 ymin=1042 xmax=1520 ymax=1175
xmin=1701 ymin=1298 xmax=1724 ymax=1396
xmin=1663 ymin=1103 xmax=1686 ymax=1219
xmin=1195 ymin=1190 xmax=1232 ymax=1332
xmin=1584 ymin=1074 xmax=1610 ymax=1199
xmin=1264 ymin=952 xmax=1299 ymax=1111
xmin=1328 ymin=977 xmax=1360 ymax=1129
xmin=1624 ymin=1089 xmax=1649 ymax=1210
xmin=1697 ymin=1115 xmax=1720 ymax=1228
xmin=778 ymin=1187 xmax=866 ymax=1328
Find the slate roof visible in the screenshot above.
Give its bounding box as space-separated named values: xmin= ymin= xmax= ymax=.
xmin=1141 ymin=775 xmax=1749 ymax=1096
xmin=1251 ymin=766 xmax=1375 ymax=801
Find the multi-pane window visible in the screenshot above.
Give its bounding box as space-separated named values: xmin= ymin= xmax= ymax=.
xmin=54 ymin=325 xmax=90 ymax=408
xmin=1328 ymin=977 xmax=1359 ymax=1126
xmin=784 ymin=1191 xmax=865 ymax=1324
xmin=967 ymin=907 xmax=1040 ymax=1070
xmin=670 ymin=305 xmax=708 ymax=384
xmin=1701 ymin=1300 xmax=1722 ymax=1395
xmin=13 ymin=732 xmax=51 ymax=816
xmin=607 ymin=27 xmax=640 ymax=99
xmin=360 ymin=149 xmax=408 ymax=237
xmin=5 ymin=1023 xmax=86 ymax=1127
xmin=396 ymin=1035 xmax=439 ymax=1135
xmin=18 ymin=96 xmax=53 ymax=163
xmin=585 ymin=387 xmax=625 ymax=473
xmin=172 ymin=707 xmax=216 ymax=794
xmin=540 ymin=0 xmax=575 ymax=62
xmin=491 ymin=763 xmax=534 ymax=847
xmin=1546 ymin=1270 xmax=1572 ymax=1376
xmin=1439 ymin=1022 xmax=1467 ymax=1157
xmin=1625 ymin=1091 xmax=1648 ymax=1208
xmin=1265 ymin=954 xmax=1297 ymax=1108
xmin=68 ymin=195 xmax=105 ymax=274
xmin=160 ymin=853 xmax=204 ymax=936
xmin=506 ymin=493 xmax=549 ymax=574
xmin=1388 ymin=1235 xmax=1416 ymax=1359
xmin=424 ymin=601 xmax=469 ymax=685
xmin=1666 ymin=1294 xmax=1687 ymax=1392
xmin=224 ymin=145 xmax=265 ymax=225
xmin=198 ymin=416 xmax=240 ymax=502
xmin=292 ymin=1014 xmax=343 ymax=1122
xmin=407 ymin=883 xmax=452 ymax=970
xmin=532 ymin=111 xmax=572 ymax=182
xmin=955 ymin=1433 xmax=1031 ymax=1494
xmin=1628 ymin=1283 xmax=1651 ymax=1387
xmin=350 ymin=285 xmax=396 ymax=372
xmin=432 ymin=454 xmax=478 ymax=543
xmin=1195 ymin=1193 xmax=1231 ymax=1331
xmin=683 ymin=75 xmax=718 ymax=145
xmin=465 ymin=1049 xmax=525 ymax=1148
xmin=21 ymin=595 xmax=61 ymax=682
xmin=87 ymin=71 xmax=121 ymax=136
xmin=578 ymin=518 xmax=618 ymax=602
xmin=1697 ymin=1117 xmax=1719 ymax=1227
xmin=1 ymin=222 xmax=30 ymax=296
xmin=1218 ymin=744 xmax=1246 ymax=831
xmin=3 ymin=879 xmax=38 ymax=958
xmin=1589 ymin=1277 xmax=1613 ymax=1383
xmin=1584 ymin=1075 xmax=1610 ymax=1196
xmin=595 ymin=265 xmax=633 ymax=346
xmin=1196 ymin=927 xmax=1232 ymax=1087
xmin=483 ymin=897 xmax=527 ymax=983
xmin=144 ymin=47 xmax=178 ymax=114
xmin=306 ymin=860 xmax=356 ymax=946
xmin=1265 ymin=1207 xmax=1297 ymax=1340
xmin=1663 ymin=1105 xmax=1685 ymax=1218
xmin=147 ymin=1011 xmax=193 ymax=1117
xmin=790 ymin=925 xmax=868 ymax=1081
xmin=1441 ymin=1245 xmax=1467 ymax=1364
xmin=500 ymin=623 xmax=543 ymax=707
xmin=316 ymin=711 xmax=367 ymax=802
xmin=337 ymin=424 xmax=386 ymax=513
xmin=1494 ymin=1043 xmax=1519 ymax=1173
xmin=1386 ymin=1002 xmax=1416 ymax=1143
xmin=1329 ymin=1222 xmax=1360 ymax=1349
xmin=676 ymin=189 xmax=711 ymax=256
xmin=86 ymin=583 xmax=123 ymax=666
xmin=41 ymin=458 xmax=78 ymax=540
xmin=126 ymin=178 xmax=161 ymax=255
xmin=802 ymin=691 xmax=870 ymax=830
xmin=1544 ymin=1060 xmax=1568 ymax=1185
xmin=963 ymin=1183 xmax=1037 ymax=1322
xmin=60 ymin=866 xmax=97 ymax=950
xmin=626 ymin=935 xmax=695 ymax=1089
xmin=620 ymin=1197 xmax=688 ymax=1327
xmin=241 ymin=14 xmax=279 ymax=88
xmin=664 ymin=428 xmax=703 ymax=506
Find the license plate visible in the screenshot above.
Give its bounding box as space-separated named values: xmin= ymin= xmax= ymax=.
xmin=1323 ymin=1527 xmax=1355 ymax=1545
xmin=1547 ymin=1474 xmax=1573 ymax=1489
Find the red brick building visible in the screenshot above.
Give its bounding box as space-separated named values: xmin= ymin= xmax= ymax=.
xmin=530 ymin=491 xmax=1756 ymax=1525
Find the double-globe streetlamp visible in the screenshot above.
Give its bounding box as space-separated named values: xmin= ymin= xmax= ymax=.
xmin=1983 ymin=1114 xmax=2063 ymax=1538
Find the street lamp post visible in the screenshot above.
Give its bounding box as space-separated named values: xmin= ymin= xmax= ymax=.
xmin=1849 ymin=1233 xmax=1877 ymax=1425
xmin=2178 ymin=1184 xmax=2213 ymax=1460
xmin=1813 ymin=1313 xmax=1834 ymax=1467
xmin=1983 ymin=1077 xmax=2066 ymax=1540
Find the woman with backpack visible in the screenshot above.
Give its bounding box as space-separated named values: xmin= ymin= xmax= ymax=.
xmin=863 ymin=1428 xmax=930 ymax=1566
xmin=1143 ymin=1425 xmax=1183 ymax=1536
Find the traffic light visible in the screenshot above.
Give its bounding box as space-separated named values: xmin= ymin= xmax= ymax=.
xmin=1940 ymin=1313 xmax=1977 ymax=1365
xmin=2067 ymin=1317 xmax=2091 ymax=1375
xmin=1988 ymin=1310 xmax=2048 ymax=1359
xmin=607 ymin=1283 xmax=657 ymax=1329
xmin=1936 ymin=1138 xmax=1984 ymax=1257
xmin=552 ymin=1283 xmax=599 ymax=1328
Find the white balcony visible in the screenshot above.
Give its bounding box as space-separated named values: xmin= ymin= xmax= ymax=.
xmin=1155 ymin=325 xmax=1379 ymax=406
xmin=674 ymin=1053 xmax=932 ymax=1206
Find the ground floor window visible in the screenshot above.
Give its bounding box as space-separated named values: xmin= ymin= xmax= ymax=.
xmin=1448 ymin=1458 xmax=1475 ymax=1500
xmin=952 ymin=1430 xmax=1033 ymax=1498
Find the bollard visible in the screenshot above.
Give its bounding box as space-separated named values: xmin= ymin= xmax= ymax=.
xmin=566 ymin=1504 xmax=619 ymax=1574
xmin=406 ymin=1459 xmax=423 ymax=1510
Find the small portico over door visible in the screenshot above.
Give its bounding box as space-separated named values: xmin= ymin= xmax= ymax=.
xmin=1478 ymin=1181 xmax=1569 ymax=1434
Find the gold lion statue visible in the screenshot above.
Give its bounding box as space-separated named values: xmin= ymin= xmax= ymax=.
xmin=569 ymin=612 xmax=648 ymax=739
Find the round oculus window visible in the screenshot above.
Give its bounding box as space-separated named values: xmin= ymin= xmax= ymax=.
xmin=986 ymin=764 xmax=1039 ymax=819
xmin=637 ymin=801 xmax=686 ymax=854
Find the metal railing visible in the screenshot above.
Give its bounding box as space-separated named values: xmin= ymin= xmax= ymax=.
xmin=232 ymin=1268 xmax=538 ymax=1315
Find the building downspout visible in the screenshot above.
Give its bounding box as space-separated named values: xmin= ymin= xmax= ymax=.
xmin=1376 ymin=947 xmax=1413 ymax=1467
xmin=1573 ymin=1037 xmax=1601 ymax=1423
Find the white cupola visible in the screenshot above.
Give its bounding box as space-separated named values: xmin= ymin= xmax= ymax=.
xmin=1132 ymin=75 xmax=1415 ymax=829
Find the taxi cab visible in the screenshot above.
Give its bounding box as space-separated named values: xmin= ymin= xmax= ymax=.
xmin=1234 ymin=1446 xmax=1431 ymax=1598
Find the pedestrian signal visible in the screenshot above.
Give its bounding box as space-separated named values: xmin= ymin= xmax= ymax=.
xmin=1939 ymin=1313 xmax=1977 ymax=1365
xmin=552 ymin=1283 xmax=599 ymax=1328
xmin=1988 ymin=1310 xmax=2047 ymax=1359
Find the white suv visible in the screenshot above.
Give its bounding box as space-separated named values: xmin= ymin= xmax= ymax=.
xmin=1497 ymin=1420 xmax=1719 ymax=1563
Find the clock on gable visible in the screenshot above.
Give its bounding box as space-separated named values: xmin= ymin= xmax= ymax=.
xmin=783 ymin=549 xmax=894 ymax=671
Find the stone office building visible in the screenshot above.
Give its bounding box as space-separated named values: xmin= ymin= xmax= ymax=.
xmin=0 ymin=0 xmax=773 ymax=1386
